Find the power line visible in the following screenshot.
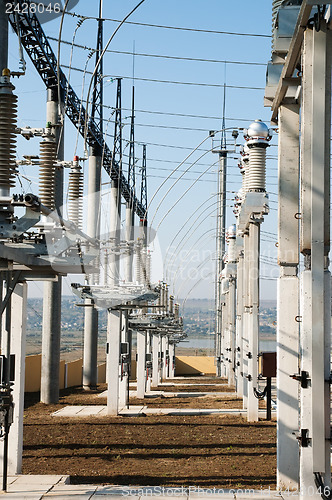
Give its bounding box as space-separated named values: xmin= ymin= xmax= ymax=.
xmin=64 ymin=12 xmax=271 ymax=38
xmin=61 ymin=65 xmax=264 ymax=90
xmin=50 ymin=36 xmax=267 ymax=66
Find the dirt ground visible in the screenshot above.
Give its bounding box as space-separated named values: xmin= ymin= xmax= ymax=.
xmin=22 ymin=377 xmax=276 ymax=488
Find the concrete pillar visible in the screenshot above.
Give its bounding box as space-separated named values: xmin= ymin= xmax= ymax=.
xmin=106 ymin=309 xmax=121 ymax=415
xmin=169 ymin=343 xmax=175 ymax=378
xmin=145 ymin=332 xmax=152 ymax=393
xmin=136 ymin=330 xmax=146 ymax=399
xmin=41 ymin=89 xmax=63 ymax=404
xmin=0 ymin=283 xmax=27 ymax=475
xmin=299 ymin=24 xmax=331 ymax=497
xmin=118 ymin=311 xmax=129 ymax=409
xmin=277 ymin=103 xmax=300 ymax=491
xmin=152 ymin=334 xmax=161 ymax=386
xmin=83 ymin=150 xmax=101 ymax=390
xmin=242 ymin=231 xmax=249 ymax=409
xmin=228 ymin=276 xmax=236 ymax=387
xmin=161 ymin=336 xmax=167 ymax=381
xmin=235 ymin=251 xmax=244 ymax=397
xmin=247 ymin=222 xmax=260 ymax=422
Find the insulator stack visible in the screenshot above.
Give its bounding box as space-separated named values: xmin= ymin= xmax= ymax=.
xmin=39 ymin=139 xmax=57 ymax=210
xmin=169 ymin=295 xmax=174 ymax=315
xmin=227 ymin=224 xmax=237 ymax=263
xmin=145 ymin=250 xmax=151 ymax=284
xmin=135 ymin=245 xmax=142 ymax=284
xmin=68 ymin=158 xmax=83 ymax=229
xmin=174 ymin=303 xmax=179 ymax=321
xmin=165 ymin=284 xmax=169 ymax=313
xmin=0 ymin=73 xmax=18 ymax=191
xmin=248 ymin=148 xmax=266 ymax=192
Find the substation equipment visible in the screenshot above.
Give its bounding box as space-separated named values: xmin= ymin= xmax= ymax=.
xmin=265 ymin=0 xmax=332 ymax=496
xmin=218 ymin=120 xmax=271 ymax=422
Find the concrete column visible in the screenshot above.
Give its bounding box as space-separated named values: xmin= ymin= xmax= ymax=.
xmin=277 ymin=104 xmax=300 ymax=491
xmin=83 ymin=150 xmax=101 ymax=390
xmin=242 ymin=232 xmax=250 ymax=409
xmin=145 ymin=332 xmax=152 ymax=393
xmin=247 ymin=222 xmax=260 ymax=422
xmin=106 ymin=309 xmax=121 ymax=415
xmin=118 ymin=311 xmax=128 ymax=409
xmin=235 ymin=251 xmax=244 ymax=397
xmin=152 ymin=334 xmax=160 ymax=387
xmin=169 ymin=343 xmax=175 ymax=378
xmin=228 ymin=277 xmax=236 ymax=387
xmin=0 ymin=283 xmax=27 ymax=475
xmin=41 ymin=89 xmax=63 ymax=404
xmin=299 ymin=24 xmax=331 ymax=497
xmin=161 ymin=336 xmax=167 ymax=381
xmin=136 ymin=330 xmax=146 ymax=399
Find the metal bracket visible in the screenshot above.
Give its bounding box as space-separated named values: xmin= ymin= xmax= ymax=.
xmin=290 ymin=370 xmax=310 ymax=388
xmin=0 ymin=271 xmax=22 ymax=317
xmin=296 ymin=428 xmax=311 ymax=447
xmin=246 ymin=352 xmax=252 ymax=359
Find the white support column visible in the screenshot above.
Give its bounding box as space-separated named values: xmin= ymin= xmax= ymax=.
xmin=1 ymin=283 xmax=27 ymax=474
xmin=83 ymin=150 xmax=101 ymax=391
xmin=118 ymin=311 xmax=128 ymax=410
xmin=161 ymin=336 xmax=167 ymax=381
xmin=169 ymin=343 xmax=175 ymax=378
xmin=242 ymin=231 xmax=250 ymax=410
xmin=247 ymin=221 xmax=259 ymax=422
xmin=299 ymin=23 xmax=331 ymax=497
xmin=41 ymin=89 xmax=63 ymax=405
xmin=228 ymin=276 xmax=236 ymax=387
xmin=136 ymin=330 xmax=146 ymax=399
xmin=277 ymin=103 xmax=300 ymax=491
xmin=152 ymin=334 xmax=160 ymax=387
xmin=235 ymin=250 xmax=244 ymax=397
xmin=145 ymin=332 xmax=152 ymax=393
xmin=106 ymin=309 xmax=121 ymax=415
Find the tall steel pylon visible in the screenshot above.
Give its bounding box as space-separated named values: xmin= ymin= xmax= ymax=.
xmin=91 ymin=0 xmax=103 ymax=146
xmin=128 ymin=86 xmax=136 ymax=205
xmin=141 ymin=144 xmax=147 ymax=213
xmin=112 ymin=78 xmax=122 ymax=184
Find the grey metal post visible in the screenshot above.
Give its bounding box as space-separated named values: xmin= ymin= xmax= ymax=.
xmin=235 ymin=249 xmax=244 ymax=397
xmin=277 ymin=104 xmax=300 ymax=491
xmin=299 ymin=23 xmax=331 ymax=496
xmin=106 ymin=180 xmax=122 ymax=412
xmin=83 ymin=150 xmax=101 ymax=390
xmin=152 ymin=334 xmax=160 ymax=386
xmin=106 ymin=309 xmax=120 ymax=415
xmin=136 ymin=330 xmax=146 ymax=399
xmin=41 ymin=88 xmax=64 ymax=404
xmin=247 ymin=221 xmax=260 ymax=422
xmin=242 ymin=231 xmax=249 ymax=409
xmin=215 ymin=152 xmax=226 ymax=377
xmin=0 ymin=0 xmax=8 ymax=75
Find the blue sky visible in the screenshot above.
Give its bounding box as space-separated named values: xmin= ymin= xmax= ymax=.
xmin=8 ymin=0 xmax=278 ymax=301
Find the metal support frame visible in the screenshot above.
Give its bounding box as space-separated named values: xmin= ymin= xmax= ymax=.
xmin=7 ymin=0 xmax=145 ymax=216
